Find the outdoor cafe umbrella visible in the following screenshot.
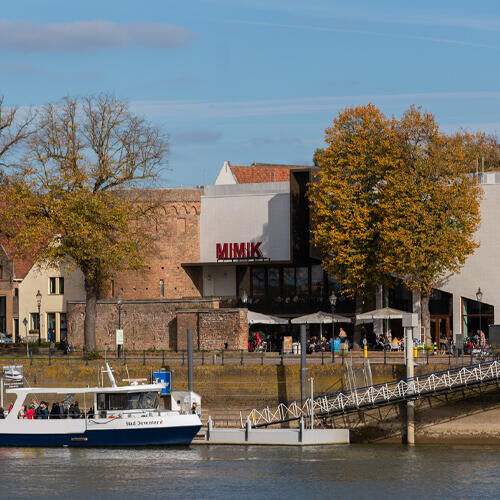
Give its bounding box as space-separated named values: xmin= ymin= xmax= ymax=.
xmin=246 ymin=310 xmax=289 ymax=325
xmin=355 ymin=307 xmax=408 ymax=322
xmin=290 ymin=311 xmax=352 ymax=324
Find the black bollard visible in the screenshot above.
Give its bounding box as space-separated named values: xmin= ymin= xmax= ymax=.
xmin=222 ymin=350 xmax=224 ymax=366
xmin=261 ymin=350 xmax=264 ymax=366
xmin=182 ymin=350 xmax=185 ymax=367
xmin=85 ymin=351 xmax=88 ymax=366
xmin=202 ymin=350 xmax=205 ymax=366
xmin=143 ymin=350 xmax=146 ymax=366
xmin=162 ymin=349 xmax=165 ymax=367
xmin=384 ymin=348 xmax=386 ymax=365
xmin=321 ymin=351 xmax=324 ymax=366
xmin=48 ymin=348 xmax=51 ymax=366
xmin=240 ymin=350 xmax=244 ymax=366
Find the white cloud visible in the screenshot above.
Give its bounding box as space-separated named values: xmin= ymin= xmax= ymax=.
xmin=0 ymin=20 xmax=195 ymax=52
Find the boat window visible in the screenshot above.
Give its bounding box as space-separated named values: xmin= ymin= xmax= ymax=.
xmin=99 ymin=392 xmax=159 ymax=410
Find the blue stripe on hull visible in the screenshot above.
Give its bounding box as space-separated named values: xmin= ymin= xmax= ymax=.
xmin=0 ymin=425 xmax=202 ymax=447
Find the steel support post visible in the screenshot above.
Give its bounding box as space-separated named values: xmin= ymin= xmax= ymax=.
xmin=300 ymin=324 xmax=307 ymax=404
xmin=406 ymin=327 xmax=415 ymax=445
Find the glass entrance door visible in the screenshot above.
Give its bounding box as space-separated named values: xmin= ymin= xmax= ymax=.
xmin=430 ymin=316 xmax=450 ymax=350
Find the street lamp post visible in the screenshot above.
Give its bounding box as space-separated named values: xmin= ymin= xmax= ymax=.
xmin=117 ymin=291 xmax=123 ymax=359
xmin=36 ymin=290 xmax=42 ymax=346
xmin=476 ymin=288 xmax=483 ymax=334
xmin=329 ymin=291 xmax=337 ymax=336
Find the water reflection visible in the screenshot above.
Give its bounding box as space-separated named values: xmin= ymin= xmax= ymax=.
xmin=0 ymin=444 xmax=497 ymax=499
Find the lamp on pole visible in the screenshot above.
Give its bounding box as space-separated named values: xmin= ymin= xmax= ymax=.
xmin=117 ymin=291 xmax=123 ymax=359
xmin=240 ymin=289 xmax=248 ymax=307
xmin=476 ymin=288 xmax=483 ymax=334
xmin=36 ymin=290 xmax=42 ymax=346
xmin=329 ymin=291 xmax=337 ymax=337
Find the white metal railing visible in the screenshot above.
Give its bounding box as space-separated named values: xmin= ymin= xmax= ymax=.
xmin=242 ymin=360 xmax=500 ymax=427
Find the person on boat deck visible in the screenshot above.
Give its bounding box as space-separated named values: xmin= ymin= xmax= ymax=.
xmin=18 ymin=405 xmax=25 ymax=419
xmin=25 ymin=405 xmax=36 ymax=420
xmin=70 ymin=401 xmax=81 ymax=419
xmin=38 ymin=402 xmax=49 ymax=419
xmin=50 ymin=402 xmax=60 ymax=419
xmin=8 ymin=403 xmax=13 ymax=413
xmin=0 ymin=407 xmax=5 ymax=419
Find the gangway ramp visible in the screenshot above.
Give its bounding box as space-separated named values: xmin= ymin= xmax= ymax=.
xmin=242 ymin=360 xmax=500 ymax=428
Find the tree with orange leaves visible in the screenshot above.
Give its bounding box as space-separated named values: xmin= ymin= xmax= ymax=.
xmin=377 ymin=106 xmax=482 ymax=344
xmin=311 ymin=104 xmax=483 ymax=347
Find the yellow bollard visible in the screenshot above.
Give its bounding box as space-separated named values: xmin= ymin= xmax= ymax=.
xmin=364 ymin=345 xmax=368 ymax=358
xmin=414 ymin=346 xmax=418 ymax=358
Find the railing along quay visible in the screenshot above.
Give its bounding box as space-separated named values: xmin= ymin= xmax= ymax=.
xmin=242 ymin=360 xmax=500 ymax=428
xmin=0 ymin=348 xmax=486 ymax=367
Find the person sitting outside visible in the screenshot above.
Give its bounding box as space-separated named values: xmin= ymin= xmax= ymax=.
xmin=18 ymin=405 xmax=26 ymax=419
xmin=391 ymin=337 xmax=401 ymax=351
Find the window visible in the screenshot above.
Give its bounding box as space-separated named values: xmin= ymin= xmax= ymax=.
xmin=296 ymin=267 xmax=309 ymax=295
xmin=283 ymin=267 xmax=295 ymax=297
xmin=267 ymin=268 xmax=280 ymax=297
xmin=30 ymin=313 xmax=40 ymax=332
xmin=160 ymin=279 xmax=164 ymax=297
xmin=0 ymin=296 xmax=5 ymax=333
xmin=49 ymin=277 xmax=64 ymax=294
xmin=252 ymin=267 xmax=265 ymax=296
xmin=0 ymin=265 xmax=3 ymax=279
xmin=311 ymin=265 xmax=324 ymax=296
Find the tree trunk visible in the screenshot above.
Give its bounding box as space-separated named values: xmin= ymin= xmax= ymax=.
xmin=83 ymin=276 xmax=98 ymax=352
xmin=352 ymin=294 xmax=364 ymax=350
xmin=421 ymin=294 xmax=431 ymax=346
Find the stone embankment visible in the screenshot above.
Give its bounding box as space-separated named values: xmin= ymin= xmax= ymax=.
xmin=0 ymin=357 xmax=498 ymax=444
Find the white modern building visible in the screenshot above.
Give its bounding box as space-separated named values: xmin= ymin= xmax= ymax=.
xmin=185 ymin=162 xmax=499 ymax=348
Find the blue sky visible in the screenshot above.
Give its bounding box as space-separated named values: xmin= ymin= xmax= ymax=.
xmin=2 ymin=0 xmax=500 ymax=186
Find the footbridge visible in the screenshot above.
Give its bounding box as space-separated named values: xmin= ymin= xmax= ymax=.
xmin=241 ymin=360 xmax=500 ymax=428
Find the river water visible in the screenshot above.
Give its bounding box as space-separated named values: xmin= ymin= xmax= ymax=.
xmin=0 ymin=444 xmax=498 ymax=499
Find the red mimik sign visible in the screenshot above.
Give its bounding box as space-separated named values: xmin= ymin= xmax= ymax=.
xmin=216 ymin=242 xmax=263 ymax=259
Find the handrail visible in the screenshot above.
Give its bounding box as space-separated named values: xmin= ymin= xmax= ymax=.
xmin=242 ymin=360 xmax=500 ymax=427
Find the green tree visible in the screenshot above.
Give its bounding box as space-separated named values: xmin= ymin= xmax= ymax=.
xmin=0 ymin=95 xmax=168 ymax=351
xmin=377 ymin=106 xmax=482 ymax=344
xmin=309 ymin=104 xmax=396 ymax=348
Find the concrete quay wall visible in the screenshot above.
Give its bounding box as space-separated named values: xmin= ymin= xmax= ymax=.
xmin=0 ymin=359 xmax=498 ymax=444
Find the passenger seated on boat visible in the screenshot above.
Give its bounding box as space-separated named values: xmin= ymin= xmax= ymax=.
xmin=0 ymin=407 xmax=4 ymax=419
xmin=25 ymin=405 xmax=36 ymax=420
xmin=87 ymin=407 xmax=94 ymax=418
xmin=18 ymin=405 xmax=25 ymax=419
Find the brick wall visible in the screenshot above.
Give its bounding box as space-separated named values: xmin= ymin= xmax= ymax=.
xmin=177 ymin=308 xmax=248 ymax=351
xmin=100 ymin=188 xmax=203 ymax=302
xmin=67 ymin=298 xmax=219 ymax=351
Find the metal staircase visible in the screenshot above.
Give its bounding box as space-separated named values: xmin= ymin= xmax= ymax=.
xmin=241 ymin=360 xmax=500 ymax=428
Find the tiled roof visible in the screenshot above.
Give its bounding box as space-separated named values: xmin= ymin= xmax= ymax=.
xmin=231 ymin=163 xmax=307 ymax=184
xmin=0 ymin=238 xmax=33 ymax=279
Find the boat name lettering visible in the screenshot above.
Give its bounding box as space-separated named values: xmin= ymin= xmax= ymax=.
xmin=126 ymin=420 xmax=163 ymax=426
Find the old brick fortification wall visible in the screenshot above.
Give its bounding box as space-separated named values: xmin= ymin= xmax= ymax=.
xmin=177 ymin=308 xmax=248 ymax=351
xmin=100 ymin=188 xmax=203 ymax=302
xmin=67 ymin=298 xmax=219 ymax=351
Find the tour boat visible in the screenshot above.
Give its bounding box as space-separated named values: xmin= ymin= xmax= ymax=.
xmin=0 ymin=364 xmax=202 ymax=447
